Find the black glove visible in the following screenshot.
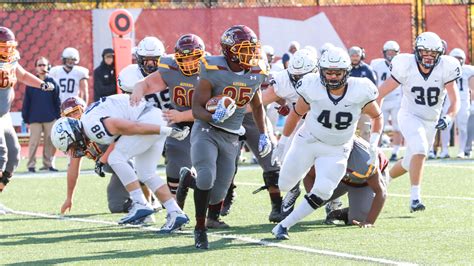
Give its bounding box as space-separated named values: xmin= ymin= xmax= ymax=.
xmin=94 ymin=160 xmax=105 ymax=178
xmin=0 ymin=171 xmax=12 ymax=192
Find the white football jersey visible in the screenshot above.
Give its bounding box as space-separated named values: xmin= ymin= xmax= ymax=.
xmin=49 ymin=65 xmax=89 ymax=103
xmin=118 ymin=64 xmax=171 ymax=110
xmin=457 ymin=64 xmax=474 ymax=103
xmin=296 ymin=74 xmax=378 ymax=145
xmin=391 ymin=54 xmax=461 ymax=121
xmin=269 ymin=70 xmax=300 ymax=105
xmin=371 ymin=58 xmax=401 ymax=101
xmin=81 ymin=94 xmax=148 ymax=144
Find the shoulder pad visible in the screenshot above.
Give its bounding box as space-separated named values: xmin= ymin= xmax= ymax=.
xmin=76 ymin=66 xmax=90 ymax=76
xmin=158 ymin=55 xmax=175 ymax=70
xmin=370 ymin=58 xmax=385 ymax=67
xmin=440 ymin=55 xmax=461 ymax=84
xmin=201 ymin=56 xmax=227 ymax=71
xmin=347 ymin=77 xmax=379 ymax=104
xmin=295 ymin=73 xmax=321 ymax=102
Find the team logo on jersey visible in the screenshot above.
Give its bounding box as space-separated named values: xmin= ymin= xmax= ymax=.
xmin=250 ymin=75 xmax=256 ymax=80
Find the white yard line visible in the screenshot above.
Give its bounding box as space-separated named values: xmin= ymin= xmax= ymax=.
xmin=0 ymin=207 xmax=416 ymax=266
xmin=234 ymin=182 xmax=474 ymax=201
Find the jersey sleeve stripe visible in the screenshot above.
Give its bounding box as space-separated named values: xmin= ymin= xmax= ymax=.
xmin=444 ymin=76 xmax=460 ymax=85
xmin=390 ymin=75 xmax=401 ymax=84
xmin=158 ymin=63 xmax=170 ymax=69
xmin=362 ymin=99 xmax=375 ymax=109
xmin=99 ymin=117 xmax=114 ymax=137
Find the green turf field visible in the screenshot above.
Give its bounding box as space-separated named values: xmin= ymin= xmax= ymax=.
xmin=1 ymin=160 xmax=473 ymax=265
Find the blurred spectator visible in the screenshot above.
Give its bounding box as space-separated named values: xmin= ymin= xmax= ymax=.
xmin=93 ymin=48 xmax=117 ymax=101
xmin=348 ymin=46 xmax=377 ymax=84
xmin=282 ymin=41 xmax=300 ymax=69
xmin=22 ymin=57 xmax=60 ymax=172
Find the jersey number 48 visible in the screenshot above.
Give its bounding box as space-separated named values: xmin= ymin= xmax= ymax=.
xmin=317 ymin=110 xmax=353 ymax=130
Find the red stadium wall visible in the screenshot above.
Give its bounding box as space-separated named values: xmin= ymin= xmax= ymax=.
xmin=425 ymin=4 xmax=470 ymax=62
xmin=0 ymin=10 xmax=93 ymax=113
xmin=1 ymin=5 xmax=469 ymax=113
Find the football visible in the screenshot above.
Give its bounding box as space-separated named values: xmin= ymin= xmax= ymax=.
xmin=205 ymin=95 xmax=234 ymax=114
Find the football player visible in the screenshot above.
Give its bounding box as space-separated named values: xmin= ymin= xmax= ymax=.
xmin=448 ymin=48 xmax=473 ymax=158
xmin=305 ymin=136 xmax=388 ymax=228
xmin=371 ymin=41 xmax=403 ymax=161
xmin=187 ymin=25 xmax=271 ymax=249
xmin=271 ymin=47 xmax=383 ymax=240
xmin=58 ymin=97 xmax=149 ymax=218
xmin=130 ymin=34 xmax=203 ymax=200
xmin=0 ymin=26 xmax=55 ymax=192
xmin=49 ymin=47 xmax=89 ymax=104
xmin=51 ymin=94 xmax=190 ymax=232
xmin=378 ymin=32 xmax=461 ymax=212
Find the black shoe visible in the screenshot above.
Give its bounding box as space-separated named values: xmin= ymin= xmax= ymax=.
xmin=269 ymin=197 xmax=283 ymax=223
xmin=194 ymin=228 xmax=209 ymax=249
xmin=49 ymin=167 xmax=59 ymax=172
xmin=206 ymin=217 xmax=230 ymax=229
xmin=220 ymin=184 xmax=236 ymax=216
xmin=28 ymin=168 xmax=36 ymax=173
xmin=410 ymin=200 xmax=426 ymax=213
xmin=324 ymin=207 xmax=349 ymax=225
xmin=176 ymin=167 xmax=196 ymax=209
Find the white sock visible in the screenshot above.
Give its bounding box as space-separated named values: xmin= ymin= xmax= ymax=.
xmin=163 ymin=199 xmax=181 ymax=213
xmin=129 ymin=188 xmax=147 ymax=205
xmin=410 ymin=185 xmax=421 ymax=201
xmin=281 ymin=199 xmax=315 ymax=229
xmin=392 ymin=145 xmax=400 ymax=155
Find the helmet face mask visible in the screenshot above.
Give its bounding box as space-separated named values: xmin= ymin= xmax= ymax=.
xmin=0 ymin=27 xmax=17 ymax=63
xmin=414 ymin=32 xmax=443 ymax=69
xmin=175 ymin=34 xmax=205 ymax=76
xmin=221 ymin=25 xmax=260 ymax=70
xmin=135 ymin=36 xmax=165 ymax=75
xmin=51 ymin=117 xmax=88 ymax=157
xmin=318 ymin=47 xmax=351 ymax=90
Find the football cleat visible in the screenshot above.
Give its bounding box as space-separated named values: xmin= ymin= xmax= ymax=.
xmin=220 ymin=184 xmax=236 ymax=216
xmin=438 ymin=152 xmax=450 ymax=159
xmin=159 ymin=211 xmax=189 ymax=233
xmin=456 ymin=152 xmax=465 ymax=159
xmin=176 ymin=167 xmax=196 ymax=209
xmin=269 ymin=196 xmax=283 ymax=223
xmin=206 ymin=217 xmax=230 ymax=229
xmin=410 ymin=200 xmax=426 ymax=213
xmin=194 ymin=228 xmax=209 ymax=249
xmin=272 ymin=223 xmax=289 ymax=240
xmin=324 ymin=207 xmax=349 ymax=225
xmin=130 ymin=214 xmax=156 ymax=225
xmin=427 ymin=151 xmax=436 ymax=160
xmin=118 ymin=201 xmax=154 ymax=225
xmin=281 ymin=185 xmax=301 ymax=219
xmin=325 ymin=198 xmax=343 ymax=215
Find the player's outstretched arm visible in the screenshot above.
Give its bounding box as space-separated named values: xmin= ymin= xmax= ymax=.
xmin=360 ymin=168 xmax=387 ymax=226
xmin=445 ymin=81 xmax=460 ymax=119
xmin=15 ymin=64 xmax=45 ymax=88
xmin=61 ymin=157 xmax=82 ymax=214
xmin=162 ymin=109 xmax=194 ymax=124
xmin=376 ymin=76 xmax=399 ymax=107
xmin=282 ymin=96 xmax=309 ymax=137
xmin=131 ymin=71 xmax=167 ymax=106
xmin=191 ymin=78 xmax=214 ymax=122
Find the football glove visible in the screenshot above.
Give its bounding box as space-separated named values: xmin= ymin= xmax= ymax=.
xmin=258 ymin=134 xmax=272 ymax=158
xmin=94 ymin=160 xmax=105 ymax=178
xmin=0 ymin=171 xmax=12 ymax=192
xmin=435 ymin=115 xmax=451 ymax=130
xmin=212 ymin=99 xmax=236 ymax=123
xmin=40 ymin=81 xmax=55 ymax=91
xmin=169 ymin=126 xmax=190 ymax=141
xmin=271 ymin=135 xmax=289 ymax=165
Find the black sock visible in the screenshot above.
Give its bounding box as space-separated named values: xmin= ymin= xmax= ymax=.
xmin=208 ymin=201 xmax=223 ymax=220
xmin=194 ymin=188 xmax=210 ymax=230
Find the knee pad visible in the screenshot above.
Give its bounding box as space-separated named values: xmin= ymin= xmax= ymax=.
xmin=304 ymin=193 xmax=325 ymax=210
xmin=167 ymin=176 xmax=179 ymax=194
xmin=195 ymin=168 xmax=214 ymax=190
xmin=142 ymin=175 xmax=165 ymax=192
xmin=263 ymin=170 xmax=279 ymax=188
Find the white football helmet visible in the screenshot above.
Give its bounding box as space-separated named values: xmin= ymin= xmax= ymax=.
xmin=51 ymin=117 xmax=87 ymax=157
xmin=288 ymin=48 xmax=318 ymax=77
xmin=414 ymin=32 xmax=443 ymax=69
xmin=319 ymin=42 xmax=335 ymax=56
xmin=304 ymin=45 xmax=318 ymax=58
xmin=383 ymin=40 xmax=400 ymax=62
xmin=135 ymin=36 xmax=165 ymax=74
xmin=117 ymin=65 xmax=141 ymax=93
xmin=262 ymin=45 xmax=274 ymax=64
xmin=449 ymin=48 xmax=466 ymax=65
xmin=62 ymin=47 xmax=80 ymax=67
xmin=318 ymin=47 xmax=351 ymax=90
